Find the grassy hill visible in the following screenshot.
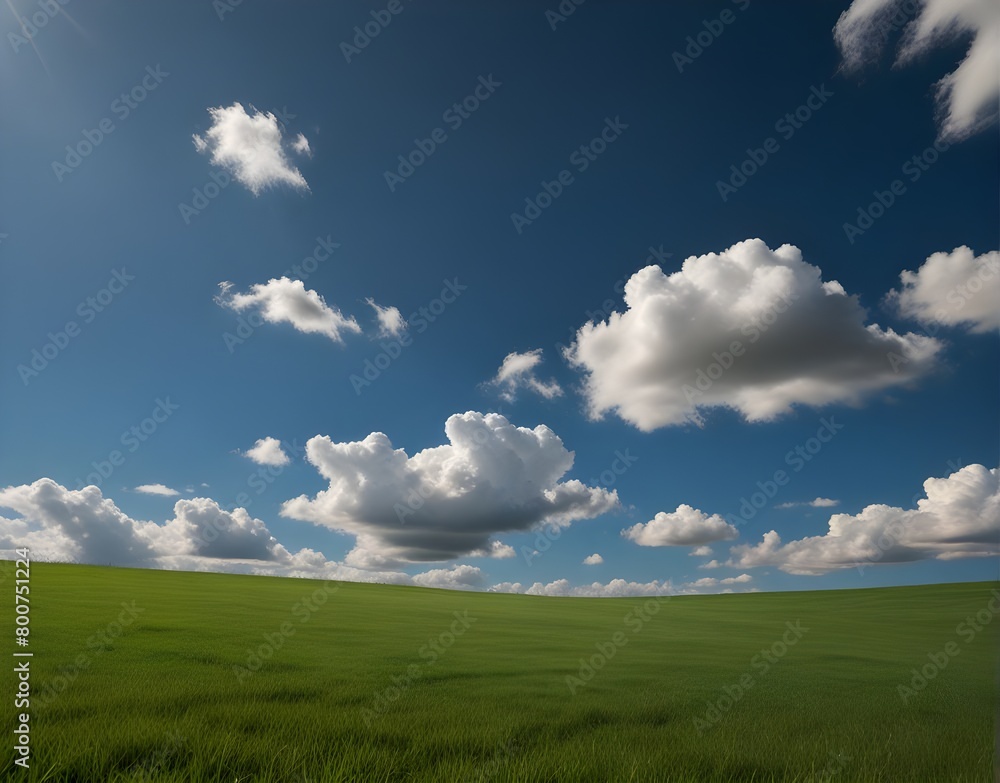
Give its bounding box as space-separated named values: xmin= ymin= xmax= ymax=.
xmin=1 ymin=563 xmax=995 ymax=781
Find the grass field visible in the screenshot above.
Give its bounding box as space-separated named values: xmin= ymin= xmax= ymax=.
xmin=1 ymin=564 xmax=995 ymax=782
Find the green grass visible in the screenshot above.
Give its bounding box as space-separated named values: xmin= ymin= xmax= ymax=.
xmin=1 ymin=564 xmax=995 ymax=782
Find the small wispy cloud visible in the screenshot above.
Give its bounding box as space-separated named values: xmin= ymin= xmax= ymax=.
xmin=775 ymin=498 xmax=840 ymax=510
xmin=290 ymin=133 xmax=312 ymax=157
xmin=486 ymin=349 xmax=563 ymax=403
xmin=365 ymin=298 xmax=407 ymax=338
xmin=134 ymin=484 xmax=180 ymax=497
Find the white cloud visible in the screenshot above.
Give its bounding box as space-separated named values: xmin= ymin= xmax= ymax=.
xmin=158 ymin=498 xmax=293 ymax=561
xmin=680 ymin=573 xmax=752 ymax=593
xmin=565 ymin=239 xmax=942 ymax=430
xmin=684 ymin=577 xmax=718 ymax=588
xmin=729 ymin=464 xmax=999 ymax=574
xmin=0 ymin=479 xmax=157 ymax=565
xmin=470 ymin=540 xmax=516 ymax=559
xmin=888 ymin=246 xmax=1000 ymax=333
xmin=243 ymin=437 xmax=290 ymax=467
xmin=490 ymin=578 xmax=674 ymax=597
xmin=192 ymin=103 xmax=311 ymax=194
xmin=0 ymin=481 xmax=298 ymax=567
xmin=291 ymin=133 xmax=312 ymax=157
xmin=411 ymin=564 xmax=484 ymax=590
xmin=834 ymin=0 xmax=1000 ymax=139
xmin=775 ymin=498 xmax=841 ymax=509
xmin=488 ymin=582 xmax=524 ymax=593
xmin=134 ymin=484 xmax=180 ymax=497
xmin=698 ymin=559 xmax=722 ymax=569
xmin=0 ymin=479 xmax=684 ymax=600
xmin=583 ymin=553 xmax=604 ymax=565
xmin=690 ymin=545 xmax=714 ymax=556
xmin=623 ymin=505 xmax=739 ymax=547
xmin=0 ymin=479 xmax=491 ymax=591
xmin=365 ymin=298 xmax=407 ymax=338
xmin=487 ymin=349 xmax=564 ymax=403
xmin=281 ymin=411 xmax=619 ymax=566
xmin=216 ymin=277 xmax=360 ymax=344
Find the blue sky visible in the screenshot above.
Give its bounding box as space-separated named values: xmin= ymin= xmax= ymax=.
xmin=0 ymin=0 xmax=997 ymax=596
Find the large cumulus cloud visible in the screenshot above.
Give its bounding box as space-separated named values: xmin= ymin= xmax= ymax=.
xmin=0 ymin=479 xmax=493 ymax=589
xmin=0 ymin=479 xmax=298 ymax=567
xmin=0 ymin=479 xmax=158 ymax=565
xmin=564 ymin=238 xmax=942 ymax=430
xmin=280 ymin=411 xmax=619 ymax=566
xmin=728 ymin=464 xmax=999 ymax=574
